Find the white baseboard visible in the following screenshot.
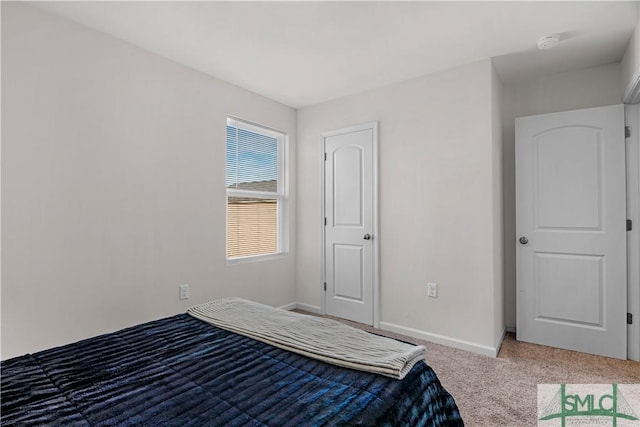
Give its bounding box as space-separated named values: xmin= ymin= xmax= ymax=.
xmin=505 ymin=324 xmax=516 ymax=333
xmin=295 ymin=303 xmax=322 ymax=314
xmin=278 ymin=302 xmax=322 ymax=314
xmin=495 ymin=327 xmax=507 ymax=356
xmin=278 ymin=302 xmax=298 ymax=311
xmin=278 ymin=304 xmax=505 ymax=357
xmin=380 ymin=321 xmax=505 ymax=358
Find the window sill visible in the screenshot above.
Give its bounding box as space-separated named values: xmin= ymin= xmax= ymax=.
xmin=226 ymin=252 xmax=289 ymax=266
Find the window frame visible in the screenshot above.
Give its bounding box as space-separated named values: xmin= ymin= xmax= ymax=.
xmin=225 ymin=117 xmax=288 ymax=264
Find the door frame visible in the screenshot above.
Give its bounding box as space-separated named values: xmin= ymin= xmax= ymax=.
xmin=320 ymin=121 xmax=380 ymax=327
xmin=625 ymin=104 xmax=640 ymax=362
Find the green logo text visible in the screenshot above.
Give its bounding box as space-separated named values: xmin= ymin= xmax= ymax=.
xmin=539 ymin=384 xmax=639 ymax=427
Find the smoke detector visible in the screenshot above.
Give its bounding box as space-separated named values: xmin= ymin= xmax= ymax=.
xmin=537 ymin=35 xmax=560 ymax=50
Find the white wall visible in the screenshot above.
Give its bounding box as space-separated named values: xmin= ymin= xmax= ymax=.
xmin=4 ymin=2 xmax=628 ymax=362
xmin=1 ymin=3 xmax=297 ymax=359
xmin=501 ymin=63 xmax=623 ymax=329
xmin=622 ymin=7 xmax=640 ymax=99
xmin=297 ymin=60 xmax=504 ymax=353
xmin=491 ymin=64 xmax=504 ymax=346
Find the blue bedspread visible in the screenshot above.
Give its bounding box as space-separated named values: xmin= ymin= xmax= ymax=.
xmin=1 ymin=314 xmax=463 ymax=426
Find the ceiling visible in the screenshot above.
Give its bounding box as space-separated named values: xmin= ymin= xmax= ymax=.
xmin=32 ymin=1 xmax=639 ymax=108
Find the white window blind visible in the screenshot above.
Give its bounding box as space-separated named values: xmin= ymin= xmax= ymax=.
xmin=226 ymin=118 xmax=285 ymax=260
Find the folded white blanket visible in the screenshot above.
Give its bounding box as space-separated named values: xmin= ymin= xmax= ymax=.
xmin=188 ymin=297 xmax=426 ymax=379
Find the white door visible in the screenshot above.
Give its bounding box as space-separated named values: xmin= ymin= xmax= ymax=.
xmin=516 ymin=104 xmax=627 ymax=359
xmin=323 ymin=122 xmax=378 ymax=325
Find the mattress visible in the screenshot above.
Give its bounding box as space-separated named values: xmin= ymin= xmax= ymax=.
xmin=1 ymin=313 xmax=463 ymax=426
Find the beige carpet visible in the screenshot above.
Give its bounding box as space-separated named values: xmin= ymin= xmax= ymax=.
xmin=294 ymin=310 xmax=640 ymax=427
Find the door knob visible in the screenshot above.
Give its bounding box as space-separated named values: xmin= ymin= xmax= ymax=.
xmin=363 ymin=234 xmax=372 ymax=240
xmin=519 ymin=236 xmax=528 ymax=245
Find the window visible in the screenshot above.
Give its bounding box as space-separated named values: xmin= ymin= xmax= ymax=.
xmin=226 ymin=117 xmax=286 ymax=261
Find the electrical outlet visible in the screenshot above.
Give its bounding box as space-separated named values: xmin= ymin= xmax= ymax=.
xmin=179 ymin=284 xmax=189 ymax=300
xmin=427 ymin=282 xmax=438 ymax=298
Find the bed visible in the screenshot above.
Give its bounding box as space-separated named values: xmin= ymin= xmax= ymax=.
xmin=1 ymin=299 xmax=463 ymax=426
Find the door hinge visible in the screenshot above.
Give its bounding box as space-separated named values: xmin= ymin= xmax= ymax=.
xmin=324 ymin=152 xmax=327 ymax=161
xmin=625 ymin=126 xmax=631 ymax=138
xmin=324 ymin=217 xmax=327 ymax=226
xmin=628 ymin=219 xmax=633 ymax=231
xmin=324 ymin=282 xmax=327 ymax=291
xmin=628 ymin=313 xmax=633 ymax=325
